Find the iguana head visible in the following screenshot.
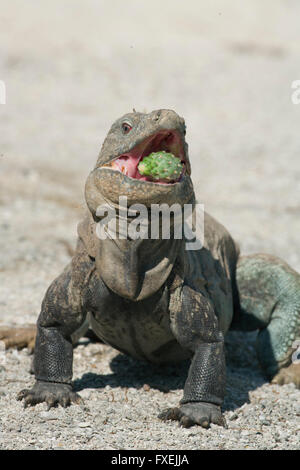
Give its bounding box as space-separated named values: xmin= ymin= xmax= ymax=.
xmin=85 ymin=109 xmax=194 ymax=212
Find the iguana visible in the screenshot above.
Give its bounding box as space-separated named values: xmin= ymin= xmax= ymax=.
xmin=1 ymin=109 xmax=299 ymax=428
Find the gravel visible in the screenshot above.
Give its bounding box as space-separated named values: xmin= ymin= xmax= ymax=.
xmin=0 ymin=334 xmax=299 ymax=449
xmin=0 ymin=0 xmax=300 ymax=450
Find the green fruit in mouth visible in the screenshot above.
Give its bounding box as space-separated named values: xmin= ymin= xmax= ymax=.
xmin=137 ymin=151 xmax=184 ymax=182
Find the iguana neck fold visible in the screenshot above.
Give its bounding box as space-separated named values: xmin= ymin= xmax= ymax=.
xmin=97 ymin=232 xmax=183 ymax=301
xmin=79 ymin=187 xmax=192 ymax=301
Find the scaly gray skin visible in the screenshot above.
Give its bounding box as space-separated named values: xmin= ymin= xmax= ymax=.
xmin=6 ymin=109 xmax=300 ymax=428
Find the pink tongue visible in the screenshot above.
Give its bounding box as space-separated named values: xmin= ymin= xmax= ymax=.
xmin=112 ymin=156 xmax=137 ymax=178
xmin=112 ymin=155 xmax=149 ymax=180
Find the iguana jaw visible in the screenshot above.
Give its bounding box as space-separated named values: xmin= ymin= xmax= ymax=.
xmin=101 ymin=129 xmax=186 ymax=184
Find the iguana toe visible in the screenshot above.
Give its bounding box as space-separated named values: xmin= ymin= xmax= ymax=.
xmin=271 ymin=363 xmax=300 ymax=389
xmin=179 ymin=415 xmax=194 ymax=428
xmin=158 ymin=407 xmax=181 ymax=421
xmin=17 ymin=381 xmax=83 ymax=408
xmin=158 ymin=402 xmax=226 ymax=429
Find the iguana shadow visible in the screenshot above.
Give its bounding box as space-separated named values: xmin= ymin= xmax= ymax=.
xmin=73 ymin=330 xmax=266 ymax=412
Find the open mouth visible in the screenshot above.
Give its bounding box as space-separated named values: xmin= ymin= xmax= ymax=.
xmin=102 ymin=129 xmax=186 ymax=184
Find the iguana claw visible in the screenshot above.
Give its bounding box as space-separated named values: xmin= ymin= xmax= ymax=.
xmin=17 ymin=381 xmax=82 ymax=409
xmin=158 ymin=402 xmax=226 ymax=429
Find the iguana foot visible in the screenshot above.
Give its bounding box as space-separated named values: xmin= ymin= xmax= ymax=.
xmin=158 ymin=402 xmax=226 ymax=429
xmin=17 ymin=381 xmax=82 ymax=409
xmin=0 ymin=325 xmax=36 ymax=352
xmin=271 ymin=363 xmax=300 ymax=389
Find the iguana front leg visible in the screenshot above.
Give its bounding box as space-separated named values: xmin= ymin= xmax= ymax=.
xmin=18 ymin=320 xmax=82 ymax=408
xmin=17 ymin=245 xmax=93 ymax=408
xmin=159 ymin=285 xmax=226 ymax=428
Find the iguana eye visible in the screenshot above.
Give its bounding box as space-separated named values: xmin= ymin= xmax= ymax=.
xmin=122 ymin=122 xmax=132 ymax=134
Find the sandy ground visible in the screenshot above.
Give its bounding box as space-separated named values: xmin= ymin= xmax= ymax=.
xmin=0 ymin=0 xmax=299 ymax=450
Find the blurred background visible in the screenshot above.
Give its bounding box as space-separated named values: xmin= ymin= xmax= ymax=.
xmin=1 ymin=0 xmax=300 ymax=323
